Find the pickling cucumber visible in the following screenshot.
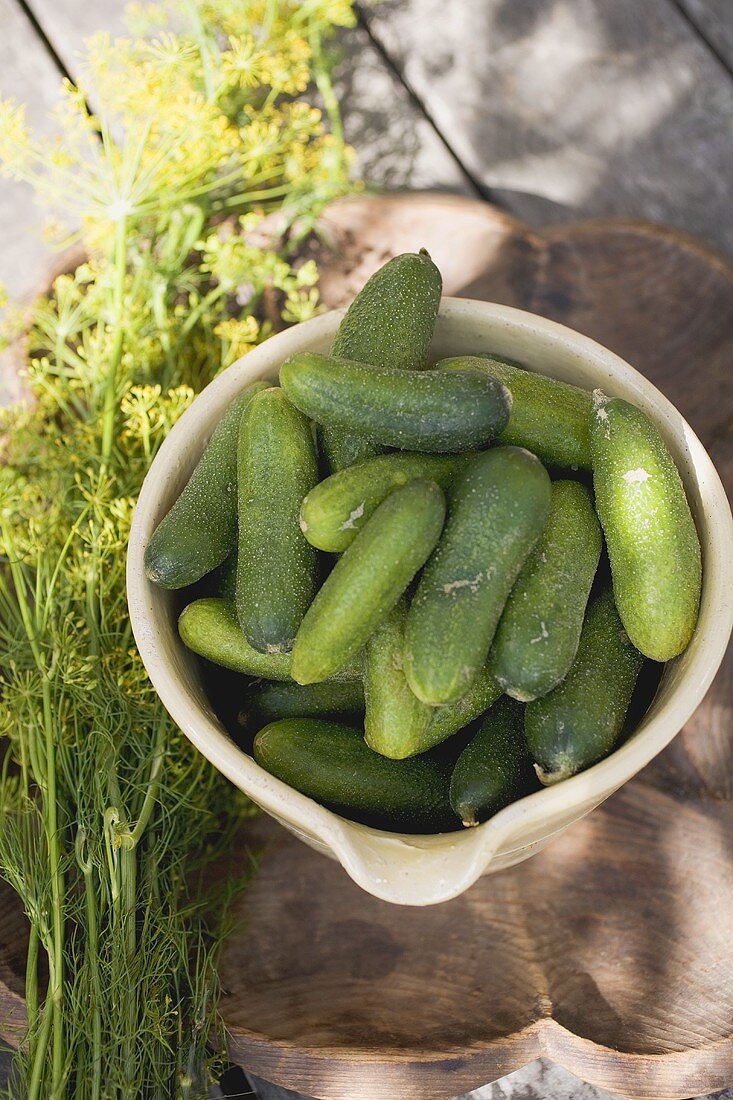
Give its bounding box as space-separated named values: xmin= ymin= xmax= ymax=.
xmin=246 ymin=679 xmax=365 ymax=723
xmin=404 ymin=447 xmax=552 ymax=705
xmin=324 ymin=249 xmax=443 ymax=470
xmin=300 ymin=452 xmax=468 ymax=552
xmin=591 ymin=396 xmax=702 ymax=661
xmin=144 ymin=381 xmax=267 ymax=588
xmin=449 ymin=697 xmax=536 ymax=826
xmin=524 ymin=587 xmax=645 ymax=784
xmin=489 ymin=480 xmax=602 ymax=700
xmin=292 ymin=479 xmax=446 ymax=684
xmin=235 ymin=387 xmax=319 ymax=654
xmin=179 ymin=598 xmax=293 ymax=680
xmin=214 ymin=552 xmax=237 ymax=602
xmin=280 ymin=354 xmax=511 ymax=453
xmin=178 ymin=598 xmax=361 ymax=682
xmin=253 ymin=719 xmax=457 ymax=832
xmin=363 ymin=600 xmax=433 ymax=760
xmin=417 ymin=668 xmax=504 ymax=755
xmin=438 ymin=355 xmax=593 ymax=470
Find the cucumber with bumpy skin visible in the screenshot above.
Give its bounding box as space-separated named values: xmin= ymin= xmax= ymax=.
xmin=591 ymin=396 xmax=701 ymax=661
xmin=178 ymin=598 xmax=361 ymax=682
xmin=404 ymin=447 xmax=552 ymax=706
xmin=292 ymin=479 xmax=446 ymax=685
xmin=489 ymin=480 xmax=602 ymax=701
xmin=450 ymin=697 xmax=536 ymax=826
xmin=438 ymin=355 xmax=593 ymax=470
xmin=323 ymin=250 xmax=442 ymax=470
xmin=236 ymin=387 xmax=319 ymax=654
xmin=524 ymin=587 xmax=645 ymax=785
xmin=414 ymin=668 xmax=504 ymax=756
xmin=364 ymin=600 xmax=433 ymax=760
xmin=300 ymin=452 xmax=468 ymax=553
xmin=214 ymin=552 xmax=237 ymax=601
xmin=253 ymin=719 xmax=457 ymax=832
xmin=144 ymin=381 xmax=267 ymax=588
xmin=246 ymin=679 xmax=365 ymax=723
xmin=280 ymin=354 xmax=511 ymax=454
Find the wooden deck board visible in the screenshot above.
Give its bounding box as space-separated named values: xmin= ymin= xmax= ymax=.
xmin=0 ymin=0 xmax=67 ymax=302
xmin=675 ymin=0 xmax=733 ymax=71
xmin=358 ymin=0 xmax=733 ymax=254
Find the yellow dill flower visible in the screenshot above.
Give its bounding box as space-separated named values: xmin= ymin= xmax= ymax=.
xmin=214 ymin=316 xmax=261 ymax=366
xmin=222 ymin=35 xmax=271 ymax=89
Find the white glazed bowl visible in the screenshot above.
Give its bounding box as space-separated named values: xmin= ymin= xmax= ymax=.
xmin=127 ymin=299 xmax=733 ymax=906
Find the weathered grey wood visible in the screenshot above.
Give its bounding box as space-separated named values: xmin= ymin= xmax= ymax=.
xmin=0 ymin=0 xmax=67 ymax=304
xmin=359 ymin=0 xmax=733 ymax=255
xmin=24 ymin=0 xmax=128 ymax=73
xmin=675 ymin=0 xmax=733 ymax=72
xmin=334 ymin=26 xmax=474 ymax=194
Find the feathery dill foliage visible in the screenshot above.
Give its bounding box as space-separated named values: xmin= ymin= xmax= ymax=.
xmin=0 ymin=1 xmax=355 ymax=1096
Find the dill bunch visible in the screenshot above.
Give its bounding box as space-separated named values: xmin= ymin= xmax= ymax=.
xmin=0 ymin=2 xmax=355 ymax=1096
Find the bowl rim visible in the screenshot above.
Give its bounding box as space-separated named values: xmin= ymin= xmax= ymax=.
xmin=127 ymin=298 xmax=733 ymax=905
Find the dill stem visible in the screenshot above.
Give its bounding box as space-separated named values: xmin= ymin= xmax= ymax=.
xmin=310 ymin=27 xmax=346 ymax=169
xmin=42 ymin=677 xmax=65 ymax=1098
xmin=178 ymin=284 xmax=227 ymax=340
xmin=120 ymin=844 xmax=138 ymax=1096
xmin=28 ymin=993 xmax=53 ymax=1100
xmin=83 ymin=868 xmax=103 ymax=1100
xmin=100 ymin=215 xmax=128 ymax=468
xmin=25 ymin=925 xmax=39 ymax=1039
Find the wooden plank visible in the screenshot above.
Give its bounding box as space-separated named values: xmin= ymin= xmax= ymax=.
xmin=675 ymin=0 xmax=733 ymax=73
xmin=333 ymin=26 xmax=474 ymax=194
xmin=0 ymin=0 xmax=67 ymax=304
xmin=358 ymin=0 xmax=733 ymax=255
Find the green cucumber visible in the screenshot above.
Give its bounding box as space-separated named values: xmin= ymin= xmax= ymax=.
xmin=324 ymin=249 xmax=443 ymax=470
xmin=450 ymin=697 xmax=536 ymax=826
xmin=179 ymin=598 xmax=293 ymax=680
xmin=245 ymin=679 xmax=365 ymax=723
xmin=437 ymin=355 xmax=593 ymax=470
xmin=425 ymin=669 xmax=503 ymax=752
xmin=367 ymin=666 xmax=503 ymax=761
xmin=489 ymin=480 xmax=602 ymax=701
xmin=292 ymin=479 xmax=446 ymax=684
xmin=300 ymin=452 xmax=468 ymax=553
xmin=404 ymin=447 xmax=552 ymax=705
xmin=280 ymin=354 xmax=511 ymax=453
xmin=591 ymin=396 xmax=702 ymax=661
xmin=144 ymin=381 xmax=267 ymax=588
xmin=214 ymin=552 xmax=237 ymax=601
xmin=253 ymin=719 xmax=457 ymax=832
xmin=524 ymin=587 xmax=645 ymax=785
xmin=235 ymin=387 xmax=319 ymax=654
xmin=363 ymin=600 xmax=433 ymax=760
xmin=178 ymin=598 xmax=361 ymax=682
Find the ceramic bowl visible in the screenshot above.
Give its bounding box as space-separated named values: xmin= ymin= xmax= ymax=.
xmin=127 ymin=299 xmax=733 ymax=906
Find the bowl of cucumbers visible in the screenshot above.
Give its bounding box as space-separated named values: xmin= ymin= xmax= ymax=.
xmin=127 ymin=251 xmax=733 ymax=906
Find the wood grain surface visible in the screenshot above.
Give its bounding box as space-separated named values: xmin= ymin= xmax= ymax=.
xmin=358 ymin=0 xmax=733 ymax=255
xmin=215 ymin=195 xmax=733 ymax=1100
xmin=675 ymin=0 xmax=733 ymax=70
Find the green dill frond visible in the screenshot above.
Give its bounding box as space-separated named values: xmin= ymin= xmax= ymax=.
xmin=0 ymin=0 xmax=355 ymax=1095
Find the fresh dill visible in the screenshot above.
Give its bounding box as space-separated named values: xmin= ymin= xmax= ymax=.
xmin=0 ymin=2 xmax=355 ymax=1096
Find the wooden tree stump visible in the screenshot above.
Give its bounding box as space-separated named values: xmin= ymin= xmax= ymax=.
xmin=1 ymin=194 xmax=731 ymax=1100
